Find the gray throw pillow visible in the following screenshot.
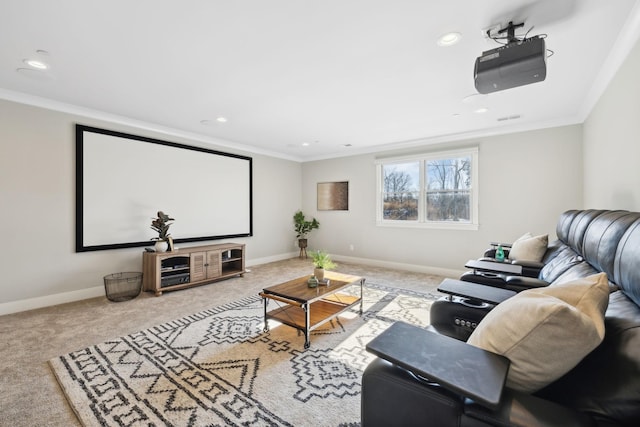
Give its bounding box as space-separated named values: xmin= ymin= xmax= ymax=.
xmin=509 ymin=233 xmax=548 ymax=262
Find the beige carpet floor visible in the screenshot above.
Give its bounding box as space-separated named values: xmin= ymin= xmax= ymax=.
xmin=0 ymin=257 xmax=445 ymax=426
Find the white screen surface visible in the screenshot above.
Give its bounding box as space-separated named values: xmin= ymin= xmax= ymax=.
xmin=76 ymin=125 xmax=252 ymax=251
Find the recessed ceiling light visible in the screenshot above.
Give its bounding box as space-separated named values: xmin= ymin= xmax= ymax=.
xmin=23 ymin=59 xmax=49 ymax=70
xmin=497 ymin=114 xmax=521 ymax=122
xmin=201 ymin=117 xmax=228 ymax=125
xmin=302 ymin=142 xmax=310 ymax=147
xmin=474 ymin=107 xmax=489 ymax=114
xmin=16 ymin=67 xmax=54 ymax=81
xmin=437 ymin=32 xmax=462 ymax=47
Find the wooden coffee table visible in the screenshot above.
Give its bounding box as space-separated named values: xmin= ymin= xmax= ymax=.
xmin=259 ymin=272 xmax=365 ymax=348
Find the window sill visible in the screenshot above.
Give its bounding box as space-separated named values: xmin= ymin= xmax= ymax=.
xmin=376 ymin=220 xmax=479 ymax=231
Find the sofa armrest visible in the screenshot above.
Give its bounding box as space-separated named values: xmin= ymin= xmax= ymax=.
xmin=362 ymin=358 xmax=466 ymax=427
xmin=511 ymin=259 xmax=544 ymax=269
xmin=438 ymin=278 xmax=516 ymax=305
xmin=465 ymin=259 xmax=523 ymax=275
xmin=505 ymin=276 xmax=549 ymax=291
xmin=475 ymin=257 xmax=543 ymax=277
xmin=364 ymin=322 xmax=595 ymax=427
xmin=362 ymin=358 xmax=594 ymax=427
xmin=489 ymin=241 xmax=512 ymax=249
xmin=365 ymin=321 xmax=510 ymax=410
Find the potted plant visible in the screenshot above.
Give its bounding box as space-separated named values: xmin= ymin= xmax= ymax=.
xmin=150 ymin=210 xmax=174 ymax=252
xmin=293 ymin=210 xmax=319 ymax=256
xmin=311 ymin=250 xmax=336 ymax=282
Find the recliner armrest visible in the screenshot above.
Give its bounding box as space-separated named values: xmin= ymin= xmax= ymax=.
xmin=511 ymin=259 xmax=544 ymax=269
xmin=489 ymin=241 xmax=512 ymax=249
xmin=438 ymin=278 xmax=516 ymax=305
xmin=364 ymin=322 xmax=595 ymax=427
xmin=505 ymin=276 xmax=549 ymax=291
xmin=475 ymin=257 xmax=542 ymax=278
xmin=484 ymin=243 xmax=513 ymax=259
xmin=365 ymin=321 xmax=510 ymax=410
xmin=465 ymin=259 xmax=523 ymax=275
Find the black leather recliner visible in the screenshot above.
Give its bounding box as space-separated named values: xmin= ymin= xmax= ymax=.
xmin=465 ymin=210 xmax=580 ymax=278
xmin=459 ymin=210 xmax=613 ymax=292
xmin=361 ymin=210 xmax=640 ymax=427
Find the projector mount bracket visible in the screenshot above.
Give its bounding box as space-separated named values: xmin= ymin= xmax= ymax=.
xmin=491 ymin=21 xmax=525 ymax=44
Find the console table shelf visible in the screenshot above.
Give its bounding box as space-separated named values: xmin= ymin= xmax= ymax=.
xmin=142 ymin=243 xmax=245 ymax=296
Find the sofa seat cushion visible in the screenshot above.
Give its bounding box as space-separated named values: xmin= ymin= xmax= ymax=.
xmin=468 ymin=273 xmax=609 ymax=393
xmin=509 ymin=233 xmax=549 ymax=262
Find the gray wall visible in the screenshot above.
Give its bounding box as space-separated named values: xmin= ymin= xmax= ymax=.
xmin=0 ymin=99 xmax=301 ymax=312
xmin=583 ymin=35 xmax=640 ymax=210
xmin=4 ymin=33 xmax=639 ymax=313
xmin=302 ymin=125 xmax=583 ymax=272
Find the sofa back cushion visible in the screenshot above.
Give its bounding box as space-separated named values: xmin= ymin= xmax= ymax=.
xmin=538 ymin=246 xmax=584 ymax=283
xmin=550 ymin=261 xmax=599 ymax=286
xmin=582 ymin=211 xmax=639 ymax=282
xmin=614 ymin=218 xmax=640 ymax=307
xmin=556 ymin=209 xmax=579 ymax=244
xmin=567 ymin=210 xmax=606 ymax=254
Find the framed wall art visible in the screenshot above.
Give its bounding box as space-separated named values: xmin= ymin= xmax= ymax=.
xmin=317 ymin=181 xmax=349 ymax=211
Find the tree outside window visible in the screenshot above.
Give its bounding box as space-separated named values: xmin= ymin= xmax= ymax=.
xmin=376 ymin=148 xmax=478 ymax=229
xmin=382 ymin=162 xmax=419 ymax=220
xmin=426 ymin=156 xmax=471 ymax=222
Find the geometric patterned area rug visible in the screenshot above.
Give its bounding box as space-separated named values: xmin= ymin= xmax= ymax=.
xmin=49 ymin=283 xmax=439 ymax=426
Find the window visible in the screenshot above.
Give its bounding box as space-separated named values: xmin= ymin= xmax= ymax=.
xmin=376 ymin=148 xmax=478 ymax=229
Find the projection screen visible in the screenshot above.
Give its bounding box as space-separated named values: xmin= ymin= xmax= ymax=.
xmin=76 ymin=125 xmax=253 ymax=252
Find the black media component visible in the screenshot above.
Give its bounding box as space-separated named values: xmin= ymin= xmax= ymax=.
xmin=474 ymin=20 xmax=547 ymax=94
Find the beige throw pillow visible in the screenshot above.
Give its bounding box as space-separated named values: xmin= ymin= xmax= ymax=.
xmin=467 ymin=273 xmax=609 ymax=393
xmin=509 ymin=232 xmax=548 ymax=262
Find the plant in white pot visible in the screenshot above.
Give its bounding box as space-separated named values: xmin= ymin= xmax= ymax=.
xmin=311 ymin=250 xmax=336 ymax=282
xmin=150 ymin=210 xmax=174 ymax=252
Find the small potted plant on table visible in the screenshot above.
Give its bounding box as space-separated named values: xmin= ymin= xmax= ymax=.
xmin=311 ymin=250 xmax=336 ymax=283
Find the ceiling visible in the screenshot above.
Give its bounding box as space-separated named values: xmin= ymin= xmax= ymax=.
xmin=2 ymin=0 xmax=640 ymax=161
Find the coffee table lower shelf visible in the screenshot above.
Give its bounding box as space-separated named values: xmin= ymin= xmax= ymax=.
xmin=261 ymin=293 xmax=361 ymax=348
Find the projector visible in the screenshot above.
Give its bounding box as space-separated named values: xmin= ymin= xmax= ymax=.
xmin=474 ymin=35 xmax=547 ymax=94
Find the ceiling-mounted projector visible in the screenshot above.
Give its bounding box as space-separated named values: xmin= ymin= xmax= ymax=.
xmin=474 ymin=22 xmax=547 ymax=94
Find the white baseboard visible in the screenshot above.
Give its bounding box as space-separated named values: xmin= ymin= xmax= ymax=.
xmin=0 ymin=253 xmax=300 ymax=316
xmin=1 ymin=252 xmax=462 ymax=316
xmin=245 ymin=252 xmax=298 ymax=267
xmin=0 ymin=286 xmax=105 ymax=316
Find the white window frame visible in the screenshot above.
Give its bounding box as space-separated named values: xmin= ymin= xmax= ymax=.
xmin=375 ymin=147 xmax=479 ymax=230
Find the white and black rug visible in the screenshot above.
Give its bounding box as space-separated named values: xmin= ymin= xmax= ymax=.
xmin=50 ymin=283 xmax=439 ymax=426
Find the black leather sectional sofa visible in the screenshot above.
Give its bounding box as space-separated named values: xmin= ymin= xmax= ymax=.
xmin=362 ymin=210 xmax=640 ymax=426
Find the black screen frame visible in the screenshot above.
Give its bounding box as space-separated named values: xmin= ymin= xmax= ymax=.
xmin=75 ymin=124 xmax=253 ymax=252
